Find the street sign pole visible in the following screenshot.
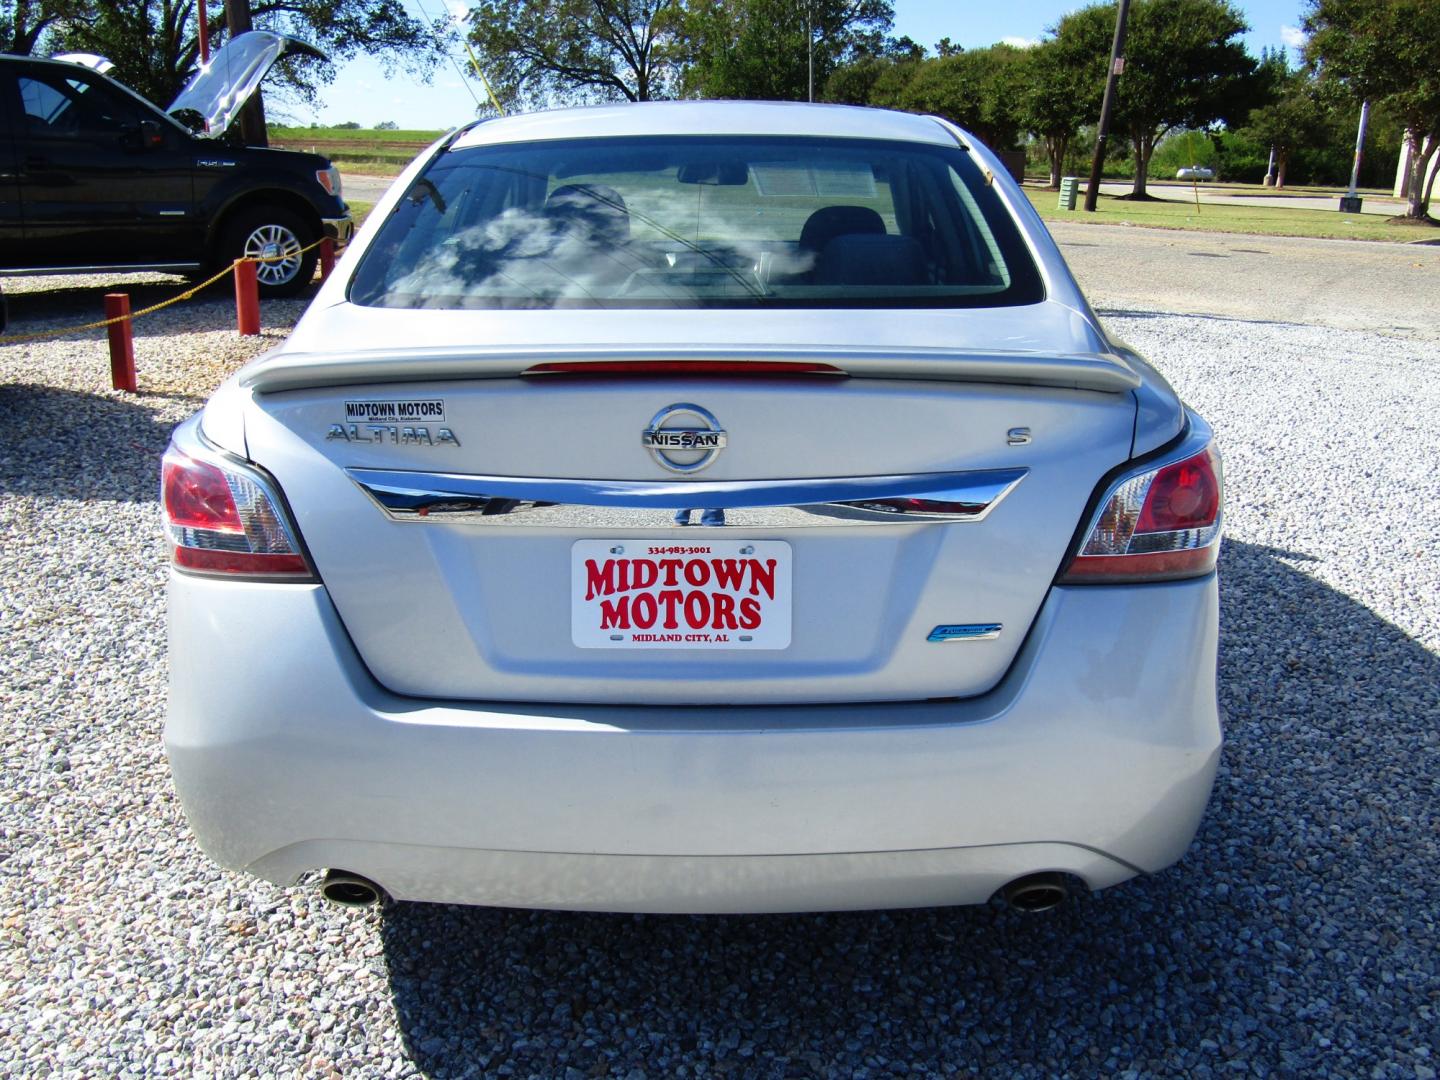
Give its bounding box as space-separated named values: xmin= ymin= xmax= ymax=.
xmin=1339 ymin=99 xmax=1370 ymax=212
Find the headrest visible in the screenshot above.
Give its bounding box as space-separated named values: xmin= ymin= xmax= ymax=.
xmin=798 ymin=205 xmax=886 ymax=252
xmin=813 ymin=234 xmax=927 ymax=286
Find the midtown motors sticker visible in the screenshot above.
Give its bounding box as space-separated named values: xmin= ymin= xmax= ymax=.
xmin=571 ymin=539 xmax=792 ymax=649
xmin=343 ymin=399 xmax=446 ymax=424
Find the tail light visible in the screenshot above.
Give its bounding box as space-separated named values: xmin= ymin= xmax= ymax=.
xmin=1059 ymin=424 xmax=1222 ymax=585
xmin=161 ymin=429 xmax=313 ymax=580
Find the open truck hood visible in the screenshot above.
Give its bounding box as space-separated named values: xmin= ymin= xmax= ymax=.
xmin=167 ymin=30 xmax=325 ymax=137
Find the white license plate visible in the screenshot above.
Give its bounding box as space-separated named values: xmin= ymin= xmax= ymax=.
xmin=572 ymin=539 xmax=792 ymax=649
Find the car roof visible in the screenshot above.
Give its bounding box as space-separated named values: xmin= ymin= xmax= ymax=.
xmin=449 ymin=101 xmax=961 ymax=151
xmin=0 ymin=53 xmax=93 ymax=69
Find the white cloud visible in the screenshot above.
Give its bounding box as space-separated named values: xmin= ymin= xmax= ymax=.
xmin=1000 ymin=35 xmax=1039 ymax=49
xmin=1280 ymin=24 xmax=1307 ymax=49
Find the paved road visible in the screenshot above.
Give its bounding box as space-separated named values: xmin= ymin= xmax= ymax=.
xmin=1050 ymin=221 xmax=1440 ymax=340
xmin=343 ymin=171 xmax=400 ymax=204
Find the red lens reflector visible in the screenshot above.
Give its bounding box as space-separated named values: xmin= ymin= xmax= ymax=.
xmin=163 ymin=455 xmax=243 ymax=532
xmin=173 ymin=547 xmax=310 ymax=576
xmin=1060 ymin=546 xmax=1219 ymax=583
xmin=1135 ymin=448 xmax=1220 ymax=534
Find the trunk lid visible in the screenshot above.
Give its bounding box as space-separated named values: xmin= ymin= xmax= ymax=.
xmin=167 ymin=31 xmax=325 ymax=137
xmin=243 ymin=307 xmax=1138 ymax=706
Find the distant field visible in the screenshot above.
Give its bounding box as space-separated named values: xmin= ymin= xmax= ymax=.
xmin=270 ymin=126 xmax=446 ymax=143
xmin=270 ymin=126 xmax=446 ymax=172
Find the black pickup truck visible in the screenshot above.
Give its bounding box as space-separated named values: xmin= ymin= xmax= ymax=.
xmin=0 ymin=32 xmax=352 ymax=297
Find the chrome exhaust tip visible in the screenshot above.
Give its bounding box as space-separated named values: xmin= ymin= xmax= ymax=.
xmin=1000 ymin=872 xmax=1071 ymax=913
xmin=320 ymin=870 xmax=385 ymax=908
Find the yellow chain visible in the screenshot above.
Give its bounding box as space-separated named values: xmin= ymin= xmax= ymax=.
xmin=0 ymin=238 xmax=328 ymax=346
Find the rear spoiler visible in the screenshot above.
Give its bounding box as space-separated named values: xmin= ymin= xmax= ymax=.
xmin=240 ymin=345 xmax=1142 ymax=395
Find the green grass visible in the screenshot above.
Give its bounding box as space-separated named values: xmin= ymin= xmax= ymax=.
xmin=347 ymin=201 xmax=374 ymax=227
xmin=1028 ymin=187 xmax=1436 ymax=243
xmin=314 ymin=151 xmax=416 ymax=173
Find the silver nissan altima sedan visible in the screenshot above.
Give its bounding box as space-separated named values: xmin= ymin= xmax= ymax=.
xmin=162 ymin=102 xmax=1222 ymax=914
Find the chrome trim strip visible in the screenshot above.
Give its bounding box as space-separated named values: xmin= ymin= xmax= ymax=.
xmin=927 ymin=623 xmax=1002 ymax=643
xmin=348 ymin=467 xmax=1028 ymax=528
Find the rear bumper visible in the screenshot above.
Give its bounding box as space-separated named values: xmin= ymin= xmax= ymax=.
xmin=165 ymin=573 xmax=1222 ymax=912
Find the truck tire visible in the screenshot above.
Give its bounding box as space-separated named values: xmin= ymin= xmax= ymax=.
xmin=220 ymin=206 xmax=318 ymax=298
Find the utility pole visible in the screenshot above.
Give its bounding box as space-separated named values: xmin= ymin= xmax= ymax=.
xmin=223 ymin=0 xmax=268 ymax=147
xmin=806 ymin=0 xmax=814 ymax=103
xmin=1083 ymin=0 xmax=1130 ymax=213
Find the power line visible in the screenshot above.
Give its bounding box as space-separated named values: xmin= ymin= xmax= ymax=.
xmin=406 ymin=0 xmax=488 ymax=116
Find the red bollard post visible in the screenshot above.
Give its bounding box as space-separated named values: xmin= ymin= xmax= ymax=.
xmin=319 ymin=236 xmax=336 ymax=282
xmin=234 ymin=259 xmax=260 ymax=336
xmin=104 ymin=293 xmax=137 ymax=393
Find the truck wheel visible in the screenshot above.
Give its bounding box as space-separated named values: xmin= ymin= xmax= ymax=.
xmin=221 ymin=207 xmax=318 ymax=298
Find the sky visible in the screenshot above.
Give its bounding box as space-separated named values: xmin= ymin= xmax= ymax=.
xmin=297 ymin=0 xmax=1311 ymax=131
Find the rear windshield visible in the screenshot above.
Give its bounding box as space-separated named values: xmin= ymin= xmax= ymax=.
xmin=349 ymin=135 xmax=1045 ymax=310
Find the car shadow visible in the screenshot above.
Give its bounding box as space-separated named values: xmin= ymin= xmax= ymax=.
xmin=377 ymin=539 xmax=1439 ymax=1076
xmin=0 ymin=384 xmax=181 ymax=502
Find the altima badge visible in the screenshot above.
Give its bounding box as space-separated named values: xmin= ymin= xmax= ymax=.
xmin=326 ymin=424 xmax=460 ymax=446
xmin=642 ymin=403 xmax=727 ymax=473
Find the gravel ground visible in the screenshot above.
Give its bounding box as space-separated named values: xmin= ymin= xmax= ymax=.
xmin=2 ymin=275 xmax=1438 ymax=1078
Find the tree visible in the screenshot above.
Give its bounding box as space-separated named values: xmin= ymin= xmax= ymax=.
xmin=1 ymin=0 xmax=85 ymax=53
xmin=1021 ymin=37 xmax=1100 ymax=188
xmin=1304 ymin=0 xmax=1440 ymax=221
xmin=42 ymin=0 xmax=442 ymax=111
xmin=42 ymin=0 xmax=204 ymax=105
xmin=681 ymin=0 xmax=893 ymax=103
xmin=1239 ymin=71 xmax=1328 ymax=188
xmin=1057 ymin=0 xmax=1261 ymax=198
xmin=895 ymin=44 xmax=1029 ymax=150
xmin=822 ymin=35 xmax=923 ymax=107
xmin=374 ymin=119 xmax=399 ymax=130
xmin=467 ymin=0 xmax=684 ymax=107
